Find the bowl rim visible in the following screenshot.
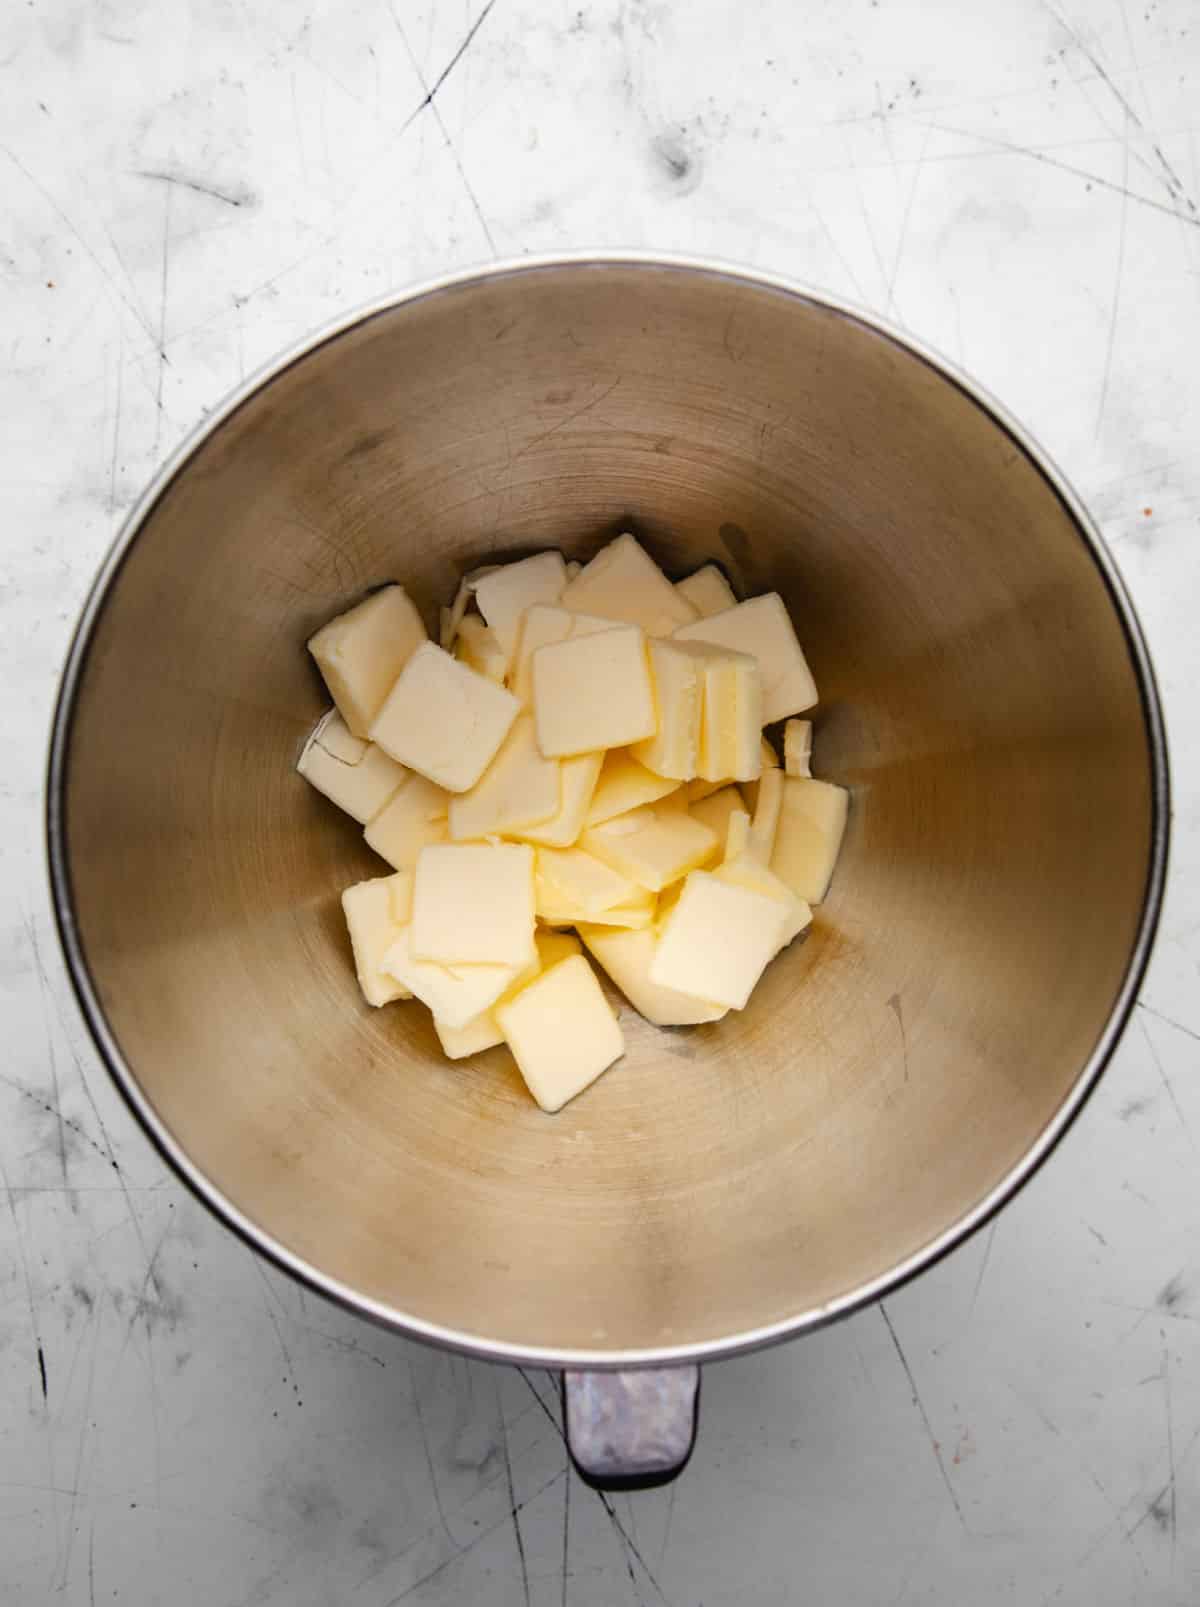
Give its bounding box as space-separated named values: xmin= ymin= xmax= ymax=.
xmin=44 ymin=251 xmax=1171 ymax=1370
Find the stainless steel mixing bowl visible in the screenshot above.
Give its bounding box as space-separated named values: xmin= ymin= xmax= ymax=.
xmin=47 ymin=256 xmax=1168 ymax=1472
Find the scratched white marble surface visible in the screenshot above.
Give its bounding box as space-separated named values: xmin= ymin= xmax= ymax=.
xmin=3 ymin=1 xmax=1200 ymax=1602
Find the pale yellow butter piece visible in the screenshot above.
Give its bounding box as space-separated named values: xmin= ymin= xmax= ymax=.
xmin=532 ymin=624 xmax=655 ymax=757
xmin=307 ymin=585 xmax=428 ymax=738
xmin=676 ymin=564 xmax=737 ymax=618
xmin=559 ymin=533 xmax=698 ymax=636
xmin=474 ymin=552 xmax=568 ymax=673
xmin=771 ymin=778 xmax=849 ymax=904
xmin=629 ymin=638 xmax=719 ymax=780
xmin=725 ymin=808 xmax=752 ymax=861
xmin=742 ymin=735 xmax=780 ymax=814
xmin=341 ymin=873 xmax=415 ymax=1006
xmin=748 ymin=766 xmax=784 ymax=861
xmin=510 ymin=605 xmax=617 ymax=705
xmin=581 ymin=803 xmax=719 ymax=893
xmin=697 ymin=649 xmax=763 ymax=784
xmin=585 ymin=750 xmax=680 ymax=826
xmin=495 ymin=954 xmax=625 ymax=1113
xmin=685 ymin=777 xmax=726 ymax=804
xmin=454 ymin=615 xmax=508 ymax=682
xmin=369 ymin=641 xmax=520 ymax=792
xmin=516 ymin=750 xmax=604 ymax=848
xmin=650 ymin=870 xmax=791 ymax=1010
xmin=783 ymin=719 xmax=813 ymax=777
xmin=539 ymin=891 xmax=656 ymax=930
xmin=433 ymin=931 xmax=581 ymax=1060
xmin=382 ymin=929 xmax=523 ymax=1031
xmin=364 ymin=772 xmax=450 ymax=870
xmin=535 ymin=847 xmax=641 ymax=919
xmin=714 ymin=852 xmax=812 ymax=950
xmin=688 ymin=785 xmax=746 ymax=846
xmin=675 ymin=592 xmax=817 ymax=724
xmin=440 ymin=578 xmax=473 ymax=651
xmin=434 ymin=1010 xmax=506 ymax=1060
xmin=411 ymin=842 xmax=535 ymax=966
xmin=297 ymin=710 xmax=407 ymax=824
xmin=578 ymin=924 xmax=727 ymax=1027
xmin=448 ymin=716 xmax=560 ymax=841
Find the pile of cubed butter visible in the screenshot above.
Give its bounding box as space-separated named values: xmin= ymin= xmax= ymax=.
xmin=299 ymin=534 xmax=847 ymax=1113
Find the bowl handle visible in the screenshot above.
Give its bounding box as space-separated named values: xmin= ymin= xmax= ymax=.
xmin=562 ymin=1366 xmax=700 ymax=1490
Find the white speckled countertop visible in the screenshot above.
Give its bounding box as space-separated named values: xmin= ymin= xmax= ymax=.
xmin=3 ymin=2 xmax=1200 ymax=1602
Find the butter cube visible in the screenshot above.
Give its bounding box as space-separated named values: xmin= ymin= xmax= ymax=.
xmin=585 ymin=750 xmax=680 ymax=827
xmin=382 ymin=929 xmax=524 ymax=1030
xmin=364 ymin=771 xmax=450 ymax=870
xmin=725 ymin=808 xmax=752 ymax=861
xmin=676 ymin=564 xmax=737 ymax=618
xmin=307 ymin=585 xmax=428 ymax=738
xmin=411 ymin=842 xmax=535 ymax=965
xmin=516 ymin=750 xmax=604 ymax=848
xmin=532 ymin=625 xmax=656 ymax=757
xmin=369 ymin=641 xmax=520 ymax=792
xmin=510 ymin=605 xmax=617 ymax=705
xmin=696 ymin=648 xmax=763 ymax=784
xmin=741 ymin=735 xmax=781 ymax=815
xmin=579 ymin=924 xmax=727 ymax=1027
xmin=629 ymin=638 xmax=717 ymax=781
xmin=748 ymin=766 xmax=784 ymax=861
xmin=582 ymin=804 xmax=719 ymax=893
xmin=433 ymin=931 xmax=581 ymax=1059
xmin=454 ymin=615 xmax=507 ymax=682
xmin=341 ymin=873 xmax=415 ymax=1006
xmin=298 ymin=710 xmax=407 ymax=824
xmin=714 ymin=852 xmax=812 ymax=950
xmin=495 ymin=954 xmax=625 ymax=1112
xmin=688 ymin=785 xmax=746 ymax=845
xmin=650 ymin=871 xmax=791 ymax=1010
xmin=433 ymin=1010 xmax=506 ymax=1061
xmin=559 ymin=533 xmax=698 ymax=636
xmin=771 ymin=778 xmax=849 ymax=904
xmin=448 ymin=716 xmax=560 ymax=841
xmin=473 ymin=552 xmax=567 ymax=673
xmin=784 ymin=718 xmax=813 ymax=778
xmin=675 ymin=592 xmax=817 ymax=724
xmin=535 ymin=847 xmax=642 ymax=920
xmin=541 ymin=891 xmax=656 ymax=930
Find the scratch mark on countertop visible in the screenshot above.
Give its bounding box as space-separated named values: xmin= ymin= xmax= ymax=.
xmin=135 ymin=169 xmax=255 ymax=208
xmin=1137 ymin=1016 xmax=1196 ymax=1152
xmin=399 ymin=0 xmax=499 ymax=133
xmin=154 ymin=185 xmax=171 ymax=451
xmin=923 ymin=121 xmax=1200 ymax=230
xmin=384 ymin=1467 xmax=565 ymax=1604
xmin=1095 ymin=111 xmax=1130 ymax=439
xmin=1043 ymin=0 xmax=1197 ymax=216
xmin=390 ymin=4 xmax=498 ymax=255
xmin=886 ymin=122 xmax=931 ymax=317
xmin=410 ymin=1360 xmax=455 ymax=1547
xmin=0 ymin=144 xmax=167 ymax=347
xmin=560 ymin=1451 xmax=571 ymax=1607
xmin=1163 ymin=1342 xmax=1178 ymax=1565
xmin=516 ymin=1369 xmax=672 ymax=1605
xmin=1139 ymin=1002 xmax=1200 ymax=1043
xmin=496 ymin=1374 xmax=531 ymax=1607
xmin=968 ymin=1221 xmax=998 ymax=1321
xmin=880 ymin=1302 xmax=967 ymax=1528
